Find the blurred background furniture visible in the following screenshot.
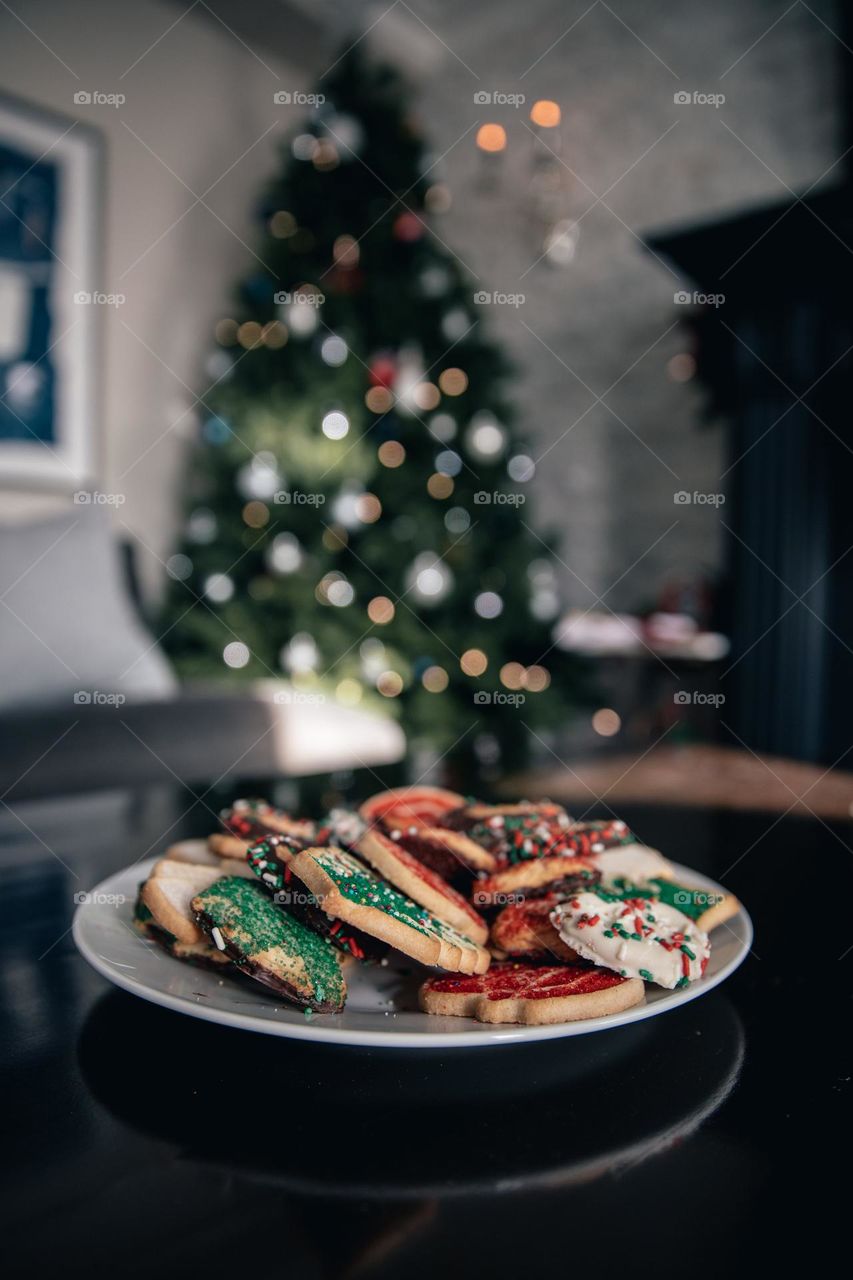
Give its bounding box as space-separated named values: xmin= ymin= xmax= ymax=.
xmin=0 ymin=508 xmax=404 ymax=799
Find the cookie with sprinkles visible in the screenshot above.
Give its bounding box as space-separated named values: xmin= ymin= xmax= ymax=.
xmin=209 ymin=799 xmax=317 ymax=859
xmin=248 ymin=833 xmax=385 ymax=962
xmin=560 ymin=819 xmax=636 ymax=858
xmin=419 ymin=962 xmax=644 ymax=1025
xmin=289 ymin=846 xmax=491 ymax=974
xmin=359 ymin=785 xmax=465 ymax=832
xmin=191 ymin=876 xmax=346 ymax=1011
xmin=489 ymin=895 xmax=584 ymax=963
xmin=314 ymin=808 xmax=368 ymax=852
xmin=550 ymin=891 xmax=711 ymax=990
xmin=142 ymin=857 xmax=249 ymax=945
xmin=604 ymin=875 xmax=740 ymax=934
xmin=356 ymin=829 xmax=489 ymax=944
xmin=389 ymin=825 xmax=497 ymax=876
xmin=133 ymin=884 xmax=231 ymax=971
xmin=473 ymin=856 xmax=600 ymax=906
xmin=441 ymin=803 xmax=573 ymax=864
xmin=584 ymin=844 xmax=674 ymax=886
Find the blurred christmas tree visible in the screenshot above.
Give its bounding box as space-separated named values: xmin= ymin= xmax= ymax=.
xmin=161 ymin=47 xmax=573 ymax=768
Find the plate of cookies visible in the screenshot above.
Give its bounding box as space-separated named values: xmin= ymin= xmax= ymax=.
xmin=73 ymin=787 xmax=752 ymax=1047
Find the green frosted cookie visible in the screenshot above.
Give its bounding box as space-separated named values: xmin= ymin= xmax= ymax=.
xmin=191 ymin=876 xmax=345 ymax=1012
xmin=290 ymin=847 xmax=491 ymax=975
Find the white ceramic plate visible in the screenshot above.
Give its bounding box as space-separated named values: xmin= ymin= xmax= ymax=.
xmin=73 ymin=857 xmax=752 ymax=1048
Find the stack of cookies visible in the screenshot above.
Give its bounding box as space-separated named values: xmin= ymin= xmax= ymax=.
xmin=132 ymin=787 xmax=740 ymax=1026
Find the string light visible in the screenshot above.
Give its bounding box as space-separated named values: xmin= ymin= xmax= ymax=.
xmin=378 ymin=440 xmax=406 ymax=468
xmin=322 ymin=410 xmax=349 ymax=439
xmin=368 ymin=596 xmax=395 ymax=624
xmin=377 ymin=671 xmax=404 ymax=697
xmin=187 ymin=508 xmax=217 ymax=543
xmin=438 ymin=368 xmax=468 ymax=396
xmin=283 ymin=632 xmax=319 ymax=673
xmin=166 ymin=553 xmax=192 ymax=580
xmin=530 ymin=100 xmax=561 ymax=127
xmin=268 ymin=533 xmax=302 ymax=574
xmin=544 ymin=219 xmax=579 ymax=266
xmin=292 ymin=134 xmax=317 ymax=161
xmin=500 ymin=662 xmax=525 ymax=690
xmin=592 ymin=708 xmax=621 ymax=736
xmin=223 ymin=642 xmax=250 ymax=669
xmin=407 ymin=552 xmax=453 ymax=604
xmin=429 ymin=412 xmax=457 ymax=441
xmin=242 ymin=500 xmax=269 ymax=528
xmin=356 ymin=493 xmax=382 ymax=523
xmin=476 ymin=123 xmax=507 ymax=152
xmin=508 ymin=454 xmax=535 ymax=481
xmin=237 ymin=454 xmax=280 ymax=500
xmin=320 ymin=334 xmax=347 ymax=366
xmin=435 ymin=449 xmax=462 ymax=476
xmin=215 ymin=318 xmax=238 ymax=346
xmin=423 ymin=665 xmax=449 ymax=692
xmin=313 ymin=138 xmax=339 ymax=171
xmin=445 ymin=506 xmax=470 ymax=534
xmin=466 ymin=415 xmax=507 ymax=460
xmin=461 ymin=648 xmax=488 ymax=676
xmin=204 ymin=573 xmax=234 ymax=604
xmin=333 ymin=234 xmax=359 ymax=268
xmin=262 ymin=320 xmax=288 ymax=348
xmin=237 ymin=321 xmax=263 ymax=349
xmin=413 ymin=381 xmax=441 ymax=411
xmin=667 ymin=353 xmax=696 ymax=382
xmin=365 ymin=386 xmax=394 ymax=413
xmin=524 ymin=665 xmax=550 ymax=692
xmin=475 ymin=590 xmax=503 ymax=619
xmin=427 ymin=473 xmax=454 ymax=499
xmin=336 ymin=678 xmax=363 ymax=706
xmin=270 ymin=210 xmax=297 ymax=238
xmin=321 ymin=525 xmax=348 ymax=551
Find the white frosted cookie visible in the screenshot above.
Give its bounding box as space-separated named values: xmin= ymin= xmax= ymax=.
xmin=585 ymin=845 xmax=673 ymax=885
xmin=142 ymin=861 xmax=228 ymax=945
xmin=550 ymin=891 xmax=710 ymax=989
xmin=165 ymin=839 xmax=219 ymax=865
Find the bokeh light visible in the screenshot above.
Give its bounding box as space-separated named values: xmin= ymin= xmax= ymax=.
xmin=242 ymin=500 xmax=269 ymax=528
xmin=356 ymin=493 xmax=382 ymax=523
xmin=592 ymin=707 xmax=622 ymax=736
xmin=270 ymin=210 xmax=297 ymax=238
xmin=439 ymin=367 xmax=468 ymax=396
xmin=365 ymin=386 xmax=394 ymax=413
xmin=368 ymin=596 xmax=395 ymax=624
xmin=378 ymin=440 xmax=406 ymax=468
xmin=377 ymin=670 xmax=404 ymax=697
xmin=336 ymin=678 xmax=363 ymax=706
xmin=499 ymin=661 xmax=525 ymax=689
xmin=223 ymin=642 xmax=250 ymax=669
xmin=476 ymin=123 xmax=507 ymax=152
xmin=322 ymin=410 xmax=349 ymax=439
xmin=427 ymin=472 xmax=454 ymax=499
xmin=413 ymin=381 xmax=441 ymax=411
xmin=461 ymin=648 xmax=488 ymax=676
xmin=530 ymin=100 xmax=561 ymax=127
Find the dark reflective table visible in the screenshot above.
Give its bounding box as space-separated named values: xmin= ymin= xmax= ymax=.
xmin=1 ymin=773 xmax=847 ymax=1272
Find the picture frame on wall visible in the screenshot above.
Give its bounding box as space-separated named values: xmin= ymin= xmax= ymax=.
xmin=0 ymin=94 xmax=101 ymax=490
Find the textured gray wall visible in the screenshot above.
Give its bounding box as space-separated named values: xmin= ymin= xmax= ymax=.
xmin=402 ymin=0 xmax=841 ymax=611
xmin=0 ymin=0 xmax=840 ymax=618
